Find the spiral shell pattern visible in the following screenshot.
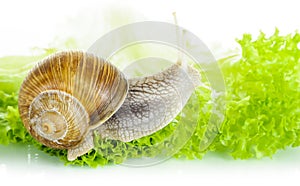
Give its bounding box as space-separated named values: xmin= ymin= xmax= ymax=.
xmin=18 ymin=51 xmax=128 ymax=149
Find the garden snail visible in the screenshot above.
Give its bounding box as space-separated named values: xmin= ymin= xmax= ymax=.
xmin=18 ymin=50 xmax=201 ymax=161
xmin=18 ymin=15 xmax=203 ymax=161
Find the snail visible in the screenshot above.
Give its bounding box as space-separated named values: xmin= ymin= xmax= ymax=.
xmin=18 ymin=50 xmax=201 ymax=161
xmin=18 ymin=14 xmax=202 ymax=160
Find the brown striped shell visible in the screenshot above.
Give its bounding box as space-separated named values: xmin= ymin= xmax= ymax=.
xmin=18 ymin=51 xmax=128 ymax=150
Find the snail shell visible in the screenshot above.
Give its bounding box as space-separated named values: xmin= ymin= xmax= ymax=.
xmin=18 ymin=51 xmax=201 ymax=161
xmin=18 ymin=51 xmax=128 ymax=160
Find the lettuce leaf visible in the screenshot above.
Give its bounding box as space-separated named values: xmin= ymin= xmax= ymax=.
xmin=0 ymin=30 xmax=299 ymax=167
xmin=212 ymin=29 xmax=300 ymax=159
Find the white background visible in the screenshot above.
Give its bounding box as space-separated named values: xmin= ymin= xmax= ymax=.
xmin=1 ymin=0 xmax=300 ymax=185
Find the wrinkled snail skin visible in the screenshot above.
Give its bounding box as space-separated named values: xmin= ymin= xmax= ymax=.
xmin=97 ymin=61 xmax=201 ymax=142
xmin=18 ymin=51 xmax=128 ymax=161
xmin=18 ymin=51 xmax=201 ymax=161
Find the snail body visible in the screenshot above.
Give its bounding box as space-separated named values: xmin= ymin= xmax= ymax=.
xmin=97 ymin=61 xmax=201 ymax=142
xmin=18 ymin=51 xmax=201 ymax=161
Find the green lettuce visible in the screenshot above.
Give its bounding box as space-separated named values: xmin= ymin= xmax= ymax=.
xmin=0 ymin=30 xmax=299 ymax=167
xmin=211 ymin=29 xmax=300 ymax=159
xmin=0 ymin=92 xmax=28 ymax=145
